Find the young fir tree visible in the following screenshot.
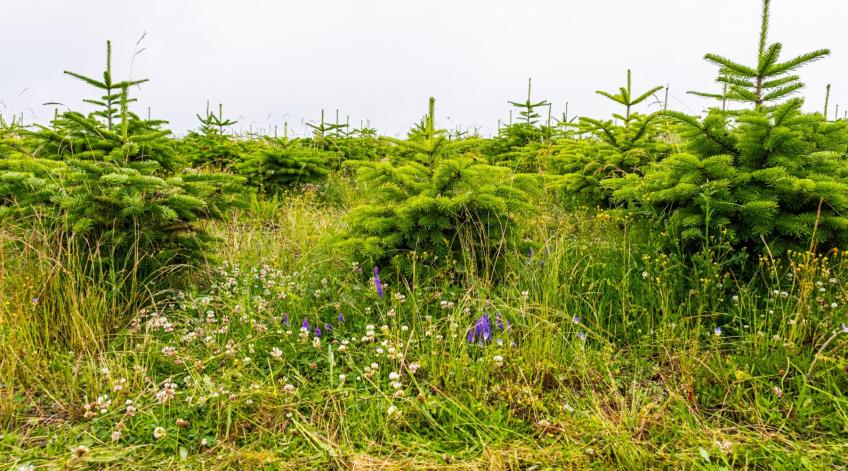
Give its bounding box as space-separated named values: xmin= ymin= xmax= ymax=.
xmin=688 ymin=0 xmax=829 ymax=109
xmin=180 ymin=102 xmax=245 ymax=169
xmin=0 ymin=41 xmax=245 ymax=275
xmin=483 ymin=79 xmax=555 ymax=172
xmin=549 ymin=70 xmax=668 ymax=205
xmin=605 ymin=1 xmax=848 ymax=256
xmin=339 ymin=97 xmax=538 ymax=276
xmin=381 ymin=97 xmax=476 ymax=166
xmin=236 ymin=138 xmax=333 ymax=193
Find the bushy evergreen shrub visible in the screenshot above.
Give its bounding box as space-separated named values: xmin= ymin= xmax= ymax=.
xmin=236 ymin=139 xmax=333 ymax=193
xmin=0 ymin=42 xmax=245 ymax=274
xmin=338 ymin=98 xmax=539 ymax=275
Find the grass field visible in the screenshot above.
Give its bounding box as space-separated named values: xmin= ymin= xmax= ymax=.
xmin=3 ymin=0 xmax=848 ymax=468
xmin=3 ymin=190 xmax=848 ymax=469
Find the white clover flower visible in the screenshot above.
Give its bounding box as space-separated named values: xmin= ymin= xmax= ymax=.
xmin=153 ymin=426 xmax=167 ymax=439
xmin=389 ymin=371 xmax=400 ymax=381
xmin=270 ymin=347 xmax=283 ymax=359
xmin=493 ymin=355 xmax=504 ymax=367
xmin=387 ymin=405 xmax=399 ymax=416
xmin=283 ymin=383 xmax=296 ymax=394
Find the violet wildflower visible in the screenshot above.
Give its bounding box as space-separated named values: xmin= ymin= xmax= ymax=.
xmin=374 ymin=266 xmax=384 ymax=298
xmin=495 ymin=311 xmax=505 ymax=331
xmin=480 ymin=313 xmax=491 ymax=342
xmin=31 ymin=297 xmax=39 ymax=305
xmin=314 ymin=326 xmax=322 ymax=338
xmin=714 ymin=327 xmax=722 ymax=337
xmin=325 ymin=323 xmax=333 ymax=334
xmin=468 ymin=314 xmax=492 ymax=344
xmin=577 ymin=331 xmax=586 ymax=341
xmin=302 ymin=318 xmax=310 ymax=331
xmin=527 ymin=247 xmax=533 ymax=265
xmin=338 ymin=312 xmax=345 ymax=323
xmin=282 ymin=314 xmax=290 ymax=327
xmin=572 ymin=315 xmax=580 ymax=325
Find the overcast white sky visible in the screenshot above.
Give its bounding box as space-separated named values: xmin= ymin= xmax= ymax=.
xmin=1 ymin=0 xmax=845 ymax=136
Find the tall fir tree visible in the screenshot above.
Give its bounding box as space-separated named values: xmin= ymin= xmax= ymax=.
xmin=689 ymin=0 xmax=829 ymax=108
xmin=606 ymin=2 xmax=848 ymax=257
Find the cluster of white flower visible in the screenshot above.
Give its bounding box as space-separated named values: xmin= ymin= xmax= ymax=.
xmin=362 ymin=324 xmax=376 ymax=342
xmin=155 ymin=379 xmax=178 ymax=404
xmin=147 ymin=311 xmax=174 ymax=333
xmin=363 ymin=362 xmax=379 ymax=379
xmin=83 ymin=394 xmax=112 ymax=418
xmin=112 ymin=377 xmax=127 ymax=392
